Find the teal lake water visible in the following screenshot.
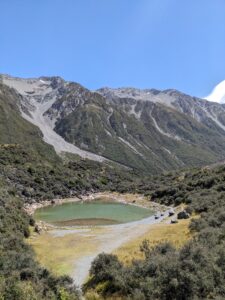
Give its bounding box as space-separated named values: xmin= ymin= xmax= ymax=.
xmin=34 ymin=201 xmax=154 ymax=226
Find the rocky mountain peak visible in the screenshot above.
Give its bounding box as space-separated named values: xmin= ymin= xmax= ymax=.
xmin=97 ymin=87 xmax=161 ymax=100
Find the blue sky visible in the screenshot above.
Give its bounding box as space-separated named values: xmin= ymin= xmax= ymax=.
xmin=0 ymin=0 xmax=225 ymax=97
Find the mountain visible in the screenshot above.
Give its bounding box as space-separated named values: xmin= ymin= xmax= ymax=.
xmin=2 ymin=74 xmax=225 ymax=173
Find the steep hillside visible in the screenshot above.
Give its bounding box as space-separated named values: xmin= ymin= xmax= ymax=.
xmin=0 ymin=82 xmax=58 ymax=162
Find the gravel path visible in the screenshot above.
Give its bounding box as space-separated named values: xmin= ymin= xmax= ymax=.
xmin=70 ymin=211 xmax=170 ymax=287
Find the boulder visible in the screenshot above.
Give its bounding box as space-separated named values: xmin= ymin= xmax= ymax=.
xmin=177 ymin=210 xmax=190 ymax=219
xmin=171 ymin=219 xmax=178 ymax=224
xmin=169 ymin=209 xmax=175 ymax=216
xmin=34 ymin=225 xmax=41 ymax=234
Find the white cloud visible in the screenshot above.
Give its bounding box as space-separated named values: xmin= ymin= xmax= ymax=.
xmin=204 ymin=80 xmax=225 ymax=103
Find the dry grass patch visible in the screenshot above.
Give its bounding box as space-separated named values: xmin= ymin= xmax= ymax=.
xmin=114 ymin=219 xmax=191 ymax=265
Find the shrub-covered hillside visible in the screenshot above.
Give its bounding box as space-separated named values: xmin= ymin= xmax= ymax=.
xmin=0 ymin=144 xmax=143 ymax=300
xmin=2 ymin=143 xmax=225 ymax=299
xmin=0 ymin=182 xmax=80 ymax=299
xmin=0 ymin=144 xmax=140 ymax=202
xmin=84 ymin=165 xmax=225 ymax=300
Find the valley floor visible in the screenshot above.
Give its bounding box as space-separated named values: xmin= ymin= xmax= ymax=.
xmin=27 ymin=193 xmax=190 ymax=287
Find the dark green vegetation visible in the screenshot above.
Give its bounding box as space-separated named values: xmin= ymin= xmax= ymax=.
xmin=0 ymin=183 xmax=79 ymax=299
xmin=34 ymin=201 xmax=153 ymax=226
xmin=84 ymin=165 xmax=225 ymax=299
xmin=0 ymin=144 xmax=140 ymax=202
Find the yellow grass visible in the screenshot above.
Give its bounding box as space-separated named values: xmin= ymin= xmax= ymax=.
xmin=28 ymin=227 xmax=104 ymax=276
xmin=114 ymin=219 xmax=191 ymax=265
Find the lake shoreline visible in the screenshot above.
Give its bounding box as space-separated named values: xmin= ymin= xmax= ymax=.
xmin=24 ymin=191 xmax=167 ymax=216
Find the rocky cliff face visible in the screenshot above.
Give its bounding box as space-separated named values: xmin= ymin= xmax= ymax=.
xmin=2 ymin=74 xmax=225 ymax=173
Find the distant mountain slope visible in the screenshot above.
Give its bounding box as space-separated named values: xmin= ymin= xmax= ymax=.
xmin=0 ymin=75 xmax=106 ymax=162
xmin=0 ymin=82 xmax=58 ymax=162
xmin=96 ymin=87 xmax=225 ymax=168
xmin=2 ymin=74 xmax=225 ymax=173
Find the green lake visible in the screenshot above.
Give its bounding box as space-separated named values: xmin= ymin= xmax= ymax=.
xmin=34 ymin=201 xmax=154 ymax=226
